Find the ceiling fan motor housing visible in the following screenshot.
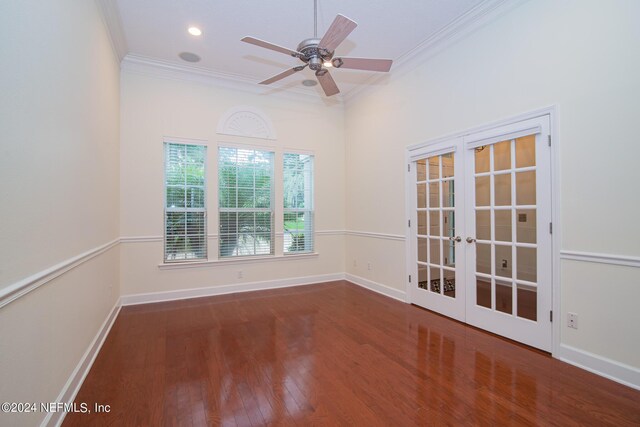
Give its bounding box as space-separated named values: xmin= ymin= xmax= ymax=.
xmin=296 ymin=38 xmax=333 ymax=70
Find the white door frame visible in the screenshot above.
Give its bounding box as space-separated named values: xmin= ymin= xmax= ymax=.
xmin=404 ymin=106 xmax=560 ymax=355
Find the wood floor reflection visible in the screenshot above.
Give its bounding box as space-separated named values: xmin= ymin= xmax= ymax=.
xmin=64 ymin=281 xmax=640 ymax=426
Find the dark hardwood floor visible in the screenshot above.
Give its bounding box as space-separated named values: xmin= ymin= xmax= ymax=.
xmin=64 ymin=281 xmax=640 ymax=426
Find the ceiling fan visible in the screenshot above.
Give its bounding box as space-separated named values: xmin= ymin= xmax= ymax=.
xmin=241 ymin=0 xmax=393 ymax=97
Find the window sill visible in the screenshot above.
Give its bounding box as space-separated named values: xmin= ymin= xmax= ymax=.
xmin=158 ymin=252 xmax=319 ymax=270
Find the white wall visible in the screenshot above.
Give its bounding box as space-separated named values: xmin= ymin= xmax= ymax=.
xmin=345 ymin=0 xmax=640 ymax=373
xmin=0 ymin=0 xmax=121 ymax=425
xmin=119 ymin=72 xmax=346 ymax=297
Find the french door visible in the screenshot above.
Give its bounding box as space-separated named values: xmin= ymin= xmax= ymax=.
xmin=410 ymin=142 xmax=466 ymax=321
xmin=409 ymin=115 xmax=552 ymax=351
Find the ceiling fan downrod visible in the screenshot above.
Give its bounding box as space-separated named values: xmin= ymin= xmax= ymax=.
xmin=314 ymin=0 xmax=318 ymax=38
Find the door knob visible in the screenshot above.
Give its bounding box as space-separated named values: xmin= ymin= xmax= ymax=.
xmin=449 ymin=236 xmax=461 ymax=243
xmin=466 ymin=237 xmax=476 ymax=243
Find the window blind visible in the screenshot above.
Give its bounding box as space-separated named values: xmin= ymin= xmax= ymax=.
xmin=164 ymin=142 xmax=207 ymax=262
xmin=283 ymin=153 xmax=314 ymax=254
xmin=218 ymin=147 xmax=274 ymax=257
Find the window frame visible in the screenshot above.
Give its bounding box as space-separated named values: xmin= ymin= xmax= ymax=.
xmin=163 ymin=138 xmax=208 ymax=263
xmin=217 ymin=144 xmax=275 ymax=258
xmin=283 ymin=151 xmax=315 ymax=254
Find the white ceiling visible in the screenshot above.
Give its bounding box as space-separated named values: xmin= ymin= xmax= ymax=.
xmin=114 ymin=0 xmax=488 ymax=99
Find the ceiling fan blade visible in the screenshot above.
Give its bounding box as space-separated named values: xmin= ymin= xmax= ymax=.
xmin=241 ymin=36 xmax=300 ymax=57
xmin=333 ymin=57 xmax=393 ymax=72
xmin=318 ymin=14 xmax=357 ymax=53
xmin=259 ymin=66 xmax=306 ymax=85
xmin=316 ymin=70 xmax=340 ymax=97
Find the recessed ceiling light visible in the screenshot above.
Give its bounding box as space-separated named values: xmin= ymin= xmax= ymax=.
xmin=188 ymin=27 xmax=202 ymax=36
xmin=302 ymin=79 xmax=317 ymax=87
xmin=179 ymin=52 xmax=201 ymax=63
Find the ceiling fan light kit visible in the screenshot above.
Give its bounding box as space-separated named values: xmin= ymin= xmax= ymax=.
xmin=241 ymin=0 xmax=393 ymax=97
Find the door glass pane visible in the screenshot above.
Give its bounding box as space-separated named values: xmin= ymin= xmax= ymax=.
xmin=443 ymin=211 xmax=455 ymax=238
xmin=443 ymin=240 xmax=454 ymax=267
xmin=494 ymin=174 xmax=511 ymax=206
xmin=418 ymin=266 xmax=428 ymax=290
xmin=417 ymin=183 xmax=426 ymax=208
xmin=476 ymin=277 xmax=491 ymax=309
xmin=443 ymin=268 xmax=456 ymax=298
xmin=417 ymin=238 xmax=427 ymax=263
xmin=442 ymin=153 xmax=454 ymax=178
xmin=442 ymin=180 xmax=454 ymax=207
xmin=476 ymin=243 xmax=491 ymax=275
xmin=516 ymin=209 xmax=536 ymax=243
xmin=429 ymin=183 xmax=440 ymax=207
xmin=475 ymin=146 xmax=489 ymax=173
xmin=475 ymin=176 xmax=490 ymax=206
xmin=494 ymin=140 xmax=511 ymax=171
xmin=429 ymin=239 xmax=440 ymax=264
xmin=516 ymin=171 xmax=536 ymax=205
xmin=429 ymin=266 xmax=441 ymax=293
xmin=429 ymin=211 xmax=440 ymax=236
xmin=495 ymin=244 xmax=512 ymax=279
xmin=428 ymin=157 xmax=439 ymax=180
xmin=495 ymin=278 xmax=513 ymax=314
xmin=516 ymin=135 xmax=536 ymax=168
xmin=495 ymin=210 xmax=512 ymax=242
xmin=517 ymin=247 xmax=537 ymax=282
xmin=476 ymin=210 xmax=491 ymax=241
xmin=517 ymin=285 xmax=537 ymax=321
xmin=416 ymin=159 xmax=427 ymax=181
xmin=417 ymin=211 xmax=427 ymax=235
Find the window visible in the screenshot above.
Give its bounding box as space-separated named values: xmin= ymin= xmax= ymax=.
xmin=164 ymin=142 xmax=207 ymax=261
xmin=218 ymin=147 xmax=274 ymax=257
xmin=283 ymin=153 xmax=314 ymax=253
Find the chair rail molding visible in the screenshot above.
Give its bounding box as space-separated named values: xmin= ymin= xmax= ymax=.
xmin=0 ymin=238 xmax=120 ymax=309
xmin=560 ymin=250 xmax=640 ymax=269
xmin=346 ymin=230 xmax=406 ymax=241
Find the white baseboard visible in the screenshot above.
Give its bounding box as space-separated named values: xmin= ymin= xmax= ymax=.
xmin=42 ymin=300 xmax=121 ymax=427
xmin=120 ymin=273 xmax=345 ymax=306
xmin=344 ymin=273 xmax=406 ymax=302
xmin=556 ymin=344 xmax=640 ymax=391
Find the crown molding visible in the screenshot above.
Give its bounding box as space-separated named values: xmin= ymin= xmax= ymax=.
xmin=94 ymin=0 xmax=128 ymax=61
xmin=98 ymin=0 xmax=524 ymax=105
xmin=343 ymin=0 xmax=527 ymax=106
xmin=121 ymin=54 xmax=344 ymax=107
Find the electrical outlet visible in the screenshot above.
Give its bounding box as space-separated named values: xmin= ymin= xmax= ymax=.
xmin=568 ymin=312 xmax=578 ymax=329
xmin=237 ymin=271 xmax=243 ymax=279
xmin=367 ymin=262 xmax=372 ymax=271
